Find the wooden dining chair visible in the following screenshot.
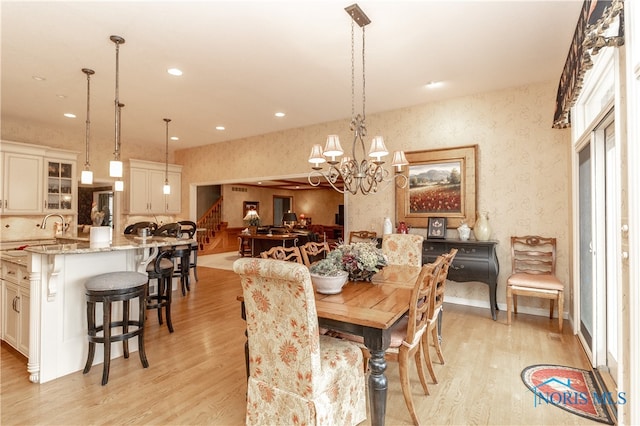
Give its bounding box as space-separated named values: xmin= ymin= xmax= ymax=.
xmin=233 ymin=258 xmax=366 ymax=425
xmin=348 ymin=230 xmax=377 ymax=243
xmin=299 ymin=241 xmax=330 ymax=267
xmin=382 ymin=233 xmax=424 ymax=266
xmin=506 ymin=236 xmax=564 ymax=332
xmin=423 ymin=248 xmax=457 ymax=384
xmin=260 ymin=245 xmax=303 ymax=264
xmin=334 ymin=259 xmax=444 ymax=425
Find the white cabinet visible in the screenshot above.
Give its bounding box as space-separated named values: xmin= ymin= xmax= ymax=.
xmin=1 ymin=151 xmax=43 ymax=214
xmin=45 ymin=158 xmax=76 ymax=212
xmin=127 ymin=159 xmax=182 ymax=214
xmin=1 ymin=261 xmax=30 ymax=356
xmin=0 ymin=141 xmax=77 ymax=215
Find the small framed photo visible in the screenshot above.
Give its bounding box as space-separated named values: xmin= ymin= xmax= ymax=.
xmin=427 ymin=217 xmax=447 ymax=239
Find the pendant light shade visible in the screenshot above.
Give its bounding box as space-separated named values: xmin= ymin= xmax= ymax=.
xmin=80 ymin=68 xmax=95 ymax=185
xmin=109 ymin=160 xmax=123 ymax=178
xmin=81 ymin=170 xmax=94 ymax=185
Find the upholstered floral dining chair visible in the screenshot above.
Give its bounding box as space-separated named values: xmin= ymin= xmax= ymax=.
xmin=233 ymin=258 xmax=367 ymax=426
xmin=382 ymin=233 xmax=424 ymax=266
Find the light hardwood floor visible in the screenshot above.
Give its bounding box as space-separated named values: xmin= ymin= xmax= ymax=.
xmin=1 ymin=266 xmax=599 ymax=425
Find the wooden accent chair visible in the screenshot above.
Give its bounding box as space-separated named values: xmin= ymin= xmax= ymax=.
xmin=382 ymin=233 xmax=424 ymax=266
xmin=348 ymin=230 xmax=377 ymax=243
xmin=260 ymin=245 xmax=303 ymax=264
xmin=506 ymin=236 xmax=564 ymax=332
xmin=233 ymin=258 xmax=367 ymax=426
xmin=299 ymin=241 xmax=330 ymax=267
xmin=238 ymin=236 xmax=252 ymax=257
xmin=423 ymin=248 xmax=457 ymax=384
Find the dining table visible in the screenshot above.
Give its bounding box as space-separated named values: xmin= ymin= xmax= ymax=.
xmin=238 ymin=264 xmax=422 ymax=426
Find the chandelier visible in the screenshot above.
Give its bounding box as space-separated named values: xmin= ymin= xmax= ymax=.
xmin=308 ymin=3 xmax=408 ymax=195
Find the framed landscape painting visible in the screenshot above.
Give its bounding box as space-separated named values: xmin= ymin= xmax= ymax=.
xmin=396 ymin=145 xmax=477 ymax=229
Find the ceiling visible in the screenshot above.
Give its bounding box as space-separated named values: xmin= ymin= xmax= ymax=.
xmin=1 ymin=0 xmax=582 ymax=159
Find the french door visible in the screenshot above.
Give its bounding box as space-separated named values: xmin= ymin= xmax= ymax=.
xmin=576 ymin=110 xmax=619 ymax=383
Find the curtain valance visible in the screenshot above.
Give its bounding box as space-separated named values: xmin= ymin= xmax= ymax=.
xmin=553 ymin=0 xmax=624 ymax=129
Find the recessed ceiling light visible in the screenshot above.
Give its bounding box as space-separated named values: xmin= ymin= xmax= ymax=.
xmin=63 ymin=113 xmax=76 ymax=118
xmin=170 ymin=136 xmax=179 ymax=141
xmin=275 ymin=112 xmax=285 ymax=118
xmin=56 ymin=94 xmax=67 ymax=99
xmin=167 ymin=68 xmax=183 ymax=76
xmin=215 ymin=126 xmax=225 ymax=131
xmin=32 ymin=76 xmax=46 ymax=81
xmin=425 ymin=81 xmax=444 ymax=89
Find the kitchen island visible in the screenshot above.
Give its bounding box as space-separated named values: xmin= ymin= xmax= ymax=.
xmin=2 ymin=235 xmax=194 ymax=384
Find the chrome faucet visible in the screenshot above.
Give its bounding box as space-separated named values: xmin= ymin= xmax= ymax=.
xmin=41 ymin=214 xmax=67 ymax=232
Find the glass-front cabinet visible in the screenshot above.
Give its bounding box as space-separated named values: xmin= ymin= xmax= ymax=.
xmin=45 ymin=159 xmax=74 ymax=211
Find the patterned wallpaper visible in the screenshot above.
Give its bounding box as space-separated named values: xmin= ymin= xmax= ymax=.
xmin=174 ymin=80 xmax=572 ymax=312
xmin=2 ymin=80 xmax=571 ymax=314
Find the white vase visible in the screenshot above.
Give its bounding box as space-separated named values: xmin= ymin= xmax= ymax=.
xmin=474 ymin=211 xmax=491 ymax=241
xmin=310 ymin=271 xmax=349 ymax=294
xmin=457 ymin=223 xmax=471 ymax=241
xmin=383 ymin=217 xmax=393 ymax=235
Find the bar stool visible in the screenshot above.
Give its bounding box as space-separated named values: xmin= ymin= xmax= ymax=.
xmin=178 ymin=220 xmax=199 ymax=282
xmin=172 ymin=245 xmax=192 ymax=295
xmin=146 ymin=250 xmax=175 ymax=332
xmin=83 ymin=271 xmax=149 ymax=385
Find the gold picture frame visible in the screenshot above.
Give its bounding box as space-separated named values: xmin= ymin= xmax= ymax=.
xmin=396 ymin=145 xmax=477 ymax=229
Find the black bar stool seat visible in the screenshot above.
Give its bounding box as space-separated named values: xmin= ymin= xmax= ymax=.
xmin=83 ymin=271 xmax=149 ymax=385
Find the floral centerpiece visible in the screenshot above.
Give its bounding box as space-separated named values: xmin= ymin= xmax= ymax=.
xmin=309 ymin=241 xmax=387 ymax=282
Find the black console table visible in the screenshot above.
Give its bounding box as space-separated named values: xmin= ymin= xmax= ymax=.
xmin=422 ymin=239 xmax=499 ymax=320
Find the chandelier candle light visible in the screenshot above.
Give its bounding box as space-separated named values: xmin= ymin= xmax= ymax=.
xmin=163 ymin=118 xmax=171 ymax=195
xmin=80 ymin=68 xmax=95 ymax=185
xmin=307 ymin=3 xmax=408 ymax=195
xmin=109 ymin=35 xmax=125 ymax=191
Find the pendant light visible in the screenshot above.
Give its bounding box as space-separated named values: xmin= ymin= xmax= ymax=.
xmin=109 ymin=35 xmax=125 ymax=191
xmin=163 ymin=118 xmax=171 ymax=195
xmin=80 ymin=68 xmax=95 ymax=185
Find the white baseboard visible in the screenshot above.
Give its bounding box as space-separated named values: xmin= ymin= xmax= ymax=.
xmin=444 ymin=296 xmax=569 ymax=320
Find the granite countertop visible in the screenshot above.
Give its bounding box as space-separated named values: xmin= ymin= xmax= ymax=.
xmin=14 ymin=235 xmax=196 ymax=256
xmin=0 ymin=250 xmax=29 ymax=266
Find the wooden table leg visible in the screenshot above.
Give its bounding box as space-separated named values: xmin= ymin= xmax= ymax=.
xmin=364 ymin=329 xmax=390 ymax=426
xmin=367 ymin=348 xmax=388 ymax=426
